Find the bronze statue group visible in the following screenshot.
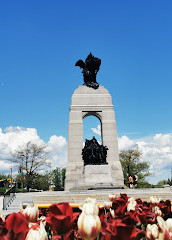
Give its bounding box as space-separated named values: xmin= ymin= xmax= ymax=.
xmin=82 ymin=137 xmax=108 ymax=166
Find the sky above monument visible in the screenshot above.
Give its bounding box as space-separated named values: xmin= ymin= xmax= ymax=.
xmin=0 ymin=0 xmax=172 ymax=184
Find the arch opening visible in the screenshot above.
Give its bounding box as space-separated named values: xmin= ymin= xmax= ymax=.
xmin=83 ymin=115 xmax=102 ymax=145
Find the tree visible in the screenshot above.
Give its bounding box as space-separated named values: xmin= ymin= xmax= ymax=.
xmin=32 ymin=172 xmax=51 ymax=191
xmin=0 ymin=173 xmax=10 ymax=180
xmin=0 ymin=173 xmax=11 ymax=188
xmin=156 ymin=179 xmax=172 ymax=188
xmin=119 ymin=148 xmax=151 ymax=187
xmin=52 ymin=167 xmax=66 ymax=191
xmin=12 ymin=141 xmax=50 ymax=191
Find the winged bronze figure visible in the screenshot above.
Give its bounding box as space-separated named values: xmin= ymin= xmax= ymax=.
xmin=75 ymin=53 xmax=101 ymax=89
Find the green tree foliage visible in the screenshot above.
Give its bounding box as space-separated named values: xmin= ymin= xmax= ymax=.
xmin=31 ymin=172 xmax=51 ymax=191
xmin=0 ymin=173 xmax=10 ymax=180
xmin=156 ymin=179 xmax=172 ymax=188
xmin=52 ymin=167 xmax=66 ymax=191
xmin=119 ymin=148 xmax=151 ymax=187
xmin=0 ymin=174 xmax=11 ymax=188
xmin=156 ymin=180 xmax=167 ymax=188
xmin=167 ymin=178 xmax=172 ymax=186
xmin=12 ymin=141 xmax=50 ymax=191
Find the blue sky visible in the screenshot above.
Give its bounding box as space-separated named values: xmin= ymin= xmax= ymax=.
xmin=0 ymin=1 xmax=172 ymax=184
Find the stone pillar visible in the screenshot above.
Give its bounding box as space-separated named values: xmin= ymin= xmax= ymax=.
xmin=65 ymin=85 xmax=124 ymax=190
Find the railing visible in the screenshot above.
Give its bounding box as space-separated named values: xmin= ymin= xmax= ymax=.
xmin=3 ymin=184 xmax=16 ymax=210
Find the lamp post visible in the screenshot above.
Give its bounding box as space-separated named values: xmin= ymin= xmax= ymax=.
xmin=170 ymin=161 xmax=172 ymax=186
xmin=10 ymin=166 xmax=12 ymax=186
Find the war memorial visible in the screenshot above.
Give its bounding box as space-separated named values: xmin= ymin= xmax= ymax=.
xmin=0 ymin=54 xmax=171 ymax=220
xmin=65 ymin=53 xmax=124 ymax=190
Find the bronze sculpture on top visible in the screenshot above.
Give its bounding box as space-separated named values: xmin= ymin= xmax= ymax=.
xmin=82 ymin=137 xmax=108 ymax=166
xmin=75 ymin=53 xmax=101 ymax=89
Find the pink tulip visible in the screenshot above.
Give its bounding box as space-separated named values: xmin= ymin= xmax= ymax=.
xmin=25 ymin=222 xmax=47 ymax=240
xmin=146 ymin=224 xmax=159 ymax=239
xmin=21 ymin=204 xmax=39 ymax=223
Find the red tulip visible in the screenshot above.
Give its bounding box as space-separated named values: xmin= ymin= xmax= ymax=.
xmin=6 ymin=213 xmax=28 ymax=233
xmin=112 ymin=195 xmax=128 ymax=215
xmin=46 ymin=202 xmax=77 ymax=235
xmin=100 ymin=216 xmax=145 ymax=240
xmin=158 ymin=200 xmax=172 ymax=215
xmin=137 ymin=205 xmax=156 ymax=225
xmin=5 ymin=213 xmax=29 ymax=239
xmin=0 ymin=217 xmax=8 ymax=239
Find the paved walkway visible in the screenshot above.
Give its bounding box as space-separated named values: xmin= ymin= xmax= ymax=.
xmin=0 ymin=188 xmax=171 ymax=216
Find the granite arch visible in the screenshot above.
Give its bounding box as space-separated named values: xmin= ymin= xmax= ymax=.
xmin=65 ymin=85 xmax=124 ymax=190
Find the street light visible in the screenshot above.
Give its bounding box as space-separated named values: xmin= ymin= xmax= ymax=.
xmin=10 ymin=166 xmax=12 ymax=187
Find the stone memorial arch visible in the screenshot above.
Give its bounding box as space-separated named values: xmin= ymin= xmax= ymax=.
xmin=65 ymin=53 xmax=124 ymax=190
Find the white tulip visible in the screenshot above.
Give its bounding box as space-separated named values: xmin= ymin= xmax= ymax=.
xmin=21 ymin=204 xmax=39 ymax=223
xmin=25 ymin=222 xmax=47 ymax=240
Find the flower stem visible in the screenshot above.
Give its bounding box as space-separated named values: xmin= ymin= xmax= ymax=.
xmin=61 ymin=235 xmax=64 ymax=240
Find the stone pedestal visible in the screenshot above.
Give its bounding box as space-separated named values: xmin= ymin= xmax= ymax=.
xmin=85 ymin=165 xmax=113 ymax=184
xmin=65 ymin=85 xmax=124 ymax=190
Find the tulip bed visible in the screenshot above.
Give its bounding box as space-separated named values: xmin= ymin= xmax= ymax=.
xmin=0 ymin=193 xmax=171 ymax=240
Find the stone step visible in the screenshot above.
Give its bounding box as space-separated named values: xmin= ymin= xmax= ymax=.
xmin=1 ymin=189 xmax=171 ymax=216
xmin=33 ymin=189 xmax=172 ymax=205
xmin=0 ymin=193 xmax=34 ymax=216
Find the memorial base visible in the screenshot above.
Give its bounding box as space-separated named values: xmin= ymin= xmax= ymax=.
xmin=70 ymin=165 xmax=123 ymax=190
xmin=85 ymin=165 xmax=113 ymax=184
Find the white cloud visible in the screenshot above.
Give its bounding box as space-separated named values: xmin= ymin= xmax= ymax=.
xmin=91 ymin=125 xmax=101 ymax=136
xmin=118 ymin=135 xmax=135 ymax=150
xmin=91 ymin=124 xmax=172 ymax=184
xmin=118 ymin=133 xmax=172 ymax=184
xmin=46 ymin=135 xmax=67 ymax=169
xmin=0 ymin=160 xmax=13 ymax=171
xmin=0 ymin=127 xmax=67 ymax=175
xmin=1 ymin=125 xmax=172 ymax=185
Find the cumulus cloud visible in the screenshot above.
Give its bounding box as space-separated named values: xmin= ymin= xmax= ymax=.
xmin=91 ymin=124 xmax=172 ymax=184
xmin=118 ymin=133 xmax=172 ymax=184
xmin=46 ymin=135 xmax=67 ymax=169
xmin=118 ymin=135 xmax=135 ymax=150
xmin=0 ymin=127 xmax=67 ymax=175
xmin=1 ymin=125 xmax=171 ymax=185
xmin=91 ymin=125 xmax=101 ymax=136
